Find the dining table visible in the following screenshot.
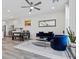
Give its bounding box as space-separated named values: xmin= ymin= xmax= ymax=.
xmin=12 ymin=31 xmax=30 ymax=41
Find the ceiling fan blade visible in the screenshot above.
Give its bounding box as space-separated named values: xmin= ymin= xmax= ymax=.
xmin=29 ymin=9 xmax=32 ymax=12
xmin=21 ymin=6 xmax=30 ymax=8
xmin=25 ymin=0 xmax=31 ymax=5
xmin=31 ymin=2 xmax=33 ymax=5
xmin=34 ymin=7 xmax=40 ymax=10
xmin=34 ymin=1 xmax=41 ymax=6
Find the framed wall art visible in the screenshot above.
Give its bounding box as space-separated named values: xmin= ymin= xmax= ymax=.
xmin=25 ymin=20 xmax=31 ymax=26
xmin=39 ymin=19 xmax=56 ymax=27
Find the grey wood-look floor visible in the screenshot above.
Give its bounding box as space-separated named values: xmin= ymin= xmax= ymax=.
xmin=2 ymin=37 xmax=50 ymax=59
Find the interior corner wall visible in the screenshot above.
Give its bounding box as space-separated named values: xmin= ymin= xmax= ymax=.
xmin=69 ymin=0 xmax=76 ymax=35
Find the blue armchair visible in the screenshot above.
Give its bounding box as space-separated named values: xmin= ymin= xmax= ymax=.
xmin=51 ymin=35 xmax=69 ymax=51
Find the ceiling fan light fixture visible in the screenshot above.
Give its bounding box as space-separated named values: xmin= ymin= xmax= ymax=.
xmin=30 ymin=7 xmax=34 ymax=9
xmin=21 ymin=0 xmax=41 ymax=13
xmin=8 ymin=10 xmax=11 ymax=13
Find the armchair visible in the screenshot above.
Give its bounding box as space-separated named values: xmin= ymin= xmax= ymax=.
xmin=50 ymin=35 xmax=69 ymax=51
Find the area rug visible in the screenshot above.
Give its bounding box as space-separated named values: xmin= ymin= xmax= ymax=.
xmin=14 ymin=40 xmax=68 ymax=59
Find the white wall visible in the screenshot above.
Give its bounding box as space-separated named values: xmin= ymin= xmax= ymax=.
xmin=12 ymin=11 xmax=65 ymax=39
xmin=69 ymin=0 xmax=76 ymax=35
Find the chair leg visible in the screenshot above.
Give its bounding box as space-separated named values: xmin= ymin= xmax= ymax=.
xmin=12 ymin=36 xmax=14 ymax=40
xmin=20 ymin=36 xmax=24 ymax=41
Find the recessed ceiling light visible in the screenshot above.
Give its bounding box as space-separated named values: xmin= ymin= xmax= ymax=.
xmin=51 ymin=7 xmax=55 ymax=9
xmin=8 ymin=10 xmax=11 ymax=12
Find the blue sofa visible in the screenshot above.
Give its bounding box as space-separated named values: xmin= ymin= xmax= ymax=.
xmin=36 ymin=32 xmax=54 ymax=41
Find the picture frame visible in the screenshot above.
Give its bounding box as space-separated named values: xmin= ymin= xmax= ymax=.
xmin=25 ymin=20 xmax=31 ymax=26
xmin=39 ymin=19 xmax=56 ymax=27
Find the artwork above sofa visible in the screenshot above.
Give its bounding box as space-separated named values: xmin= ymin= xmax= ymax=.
xmin=39 ymin=19 xmax=56 ymax=27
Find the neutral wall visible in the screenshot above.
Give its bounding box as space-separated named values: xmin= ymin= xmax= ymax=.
xmin=69 ymin=0 xmax=76 ymax=35
xmin=12 ymin=11 xmax=65 ymax=39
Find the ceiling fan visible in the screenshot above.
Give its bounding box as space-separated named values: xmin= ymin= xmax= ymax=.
xmin=21 ymin=0 xmax=42 ymax=14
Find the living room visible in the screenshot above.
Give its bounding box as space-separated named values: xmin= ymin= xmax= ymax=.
xmin=2 ymin=0 xmax=76 ymax=59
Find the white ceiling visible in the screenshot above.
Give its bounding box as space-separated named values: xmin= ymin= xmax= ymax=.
xmin=2 ymin=0 xmax=68 ymax=20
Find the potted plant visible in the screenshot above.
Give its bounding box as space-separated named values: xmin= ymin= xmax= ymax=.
xmin=66 ymin=27 xmax=76 ymax=43
xmin=66 ymin=27 xmax=76 ymax=59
